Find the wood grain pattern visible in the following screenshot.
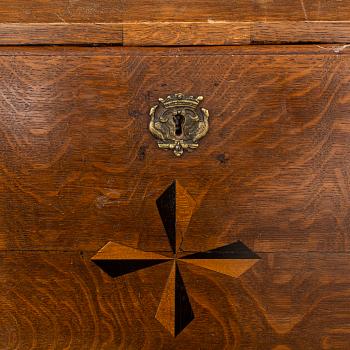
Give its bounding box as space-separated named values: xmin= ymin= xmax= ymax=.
xmin=0 ymin=0 xmax=122 ymax=23
xmin=1 ymin=21 xmax=350 ymax=46
xmin=0 ymin=1 xmax=350 ymax=45
xmin=181 ymin=258 xmax=259 ymax=278
xmin=1 ymin=0 xmax=349 ymax=23
xmin=124 ymin=21 xmax=350 ymax=46
xmin=155 ymin=261 xmax=176 ymax=337
xmin=91 ymin=241 xmax=169 ymax=260
xmin=123 ymin=0 xmax=350 ymax=22
xmin=0 ymin=23 xmax=123 ymax=45
xmin=175 ymin=181 xmax=196 ymax=252
xmin=1 ymin=251 xmax=350 ymax=349
xmin=2 ymin=46 xmax=350 ymax=253
xmin=1 ymin=46 xmax=350 ymax=348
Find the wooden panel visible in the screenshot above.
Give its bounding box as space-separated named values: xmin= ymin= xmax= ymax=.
xmin=123 ymin=46 xmax=350 ymax=254
xmin=0 ymin=23 xmax=122 ymax=45
xmin=1 ymin=46 xmax=350 ymax=253
xmin=0 ymin=0 xmax=122 ymax=23
xmin=123 ymin=0 xmax=350 ymax=22
xmin=1 ymin=21 xmax=349 ymax=47
xmin=0 ymin=251 xmax=172 ymax=349
xmin=1 ymin=21 xmax=350 ymax=46
xmin=0 ymin=52 xmax=130 ymax=251
xmin=1 ymin=251 xmax=349 ymax=349
xmin=0 ymin=0 xmax=349 ymax=24
xmin=124 ymin=21 xmax=350 ymax=46
xmin=0 ymin=1 xmax=349 ymax=45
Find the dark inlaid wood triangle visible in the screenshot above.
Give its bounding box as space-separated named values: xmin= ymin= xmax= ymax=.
xmin=181 ymin=241 xmax=260 ymax=278
xmin=156 ymin=181 xmax=176 ymax=253
xmin=175 ymin=263 xmax=194 ymax=336
xmin=182 ymin=241 xmax=260 ymax=259
xmin=92 ymin=188 xmax=259 ymax=337
xmin=93 ymin=259 xmax=169 ymax=278
xmin=91 ymin=242 xmax=171 ymax=277
xmin=156 ymin=261 xmax=194 ymax=336
xmin=156 ymin=181 xmax=196 ymax=253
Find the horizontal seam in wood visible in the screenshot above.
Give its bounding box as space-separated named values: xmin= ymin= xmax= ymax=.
xmin=0 ymin=21 xmax=350 ymax=47
xmin=0 ymin=250 xmax=350 ymax=254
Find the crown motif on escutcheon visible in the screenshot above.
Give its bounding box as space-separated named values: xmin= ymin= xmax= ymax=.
xmin=159 ymin=93 xmax=203 ymax=109
xmin=92 ymin=181 xmax=260 ymax=337
xmin=149 ymin=93 xmax=210 ymax=157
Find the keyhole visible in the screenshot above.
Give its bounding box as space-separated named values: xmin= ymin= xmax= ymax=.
xmin=173 ymin=114 xmax=185 ymax=136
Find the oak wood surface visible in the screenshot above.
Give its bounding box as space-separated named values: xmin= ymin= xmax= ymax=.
xmin=123 ymin=21 xmax=350 ymax=46
xmin=0 ymin=0 xmax=349 ymax=23
xmin=1 ymin=46 xmax=350 ymax=253
xmin=123 ymin=1 xmax=350 ymax=22
xmin=1 ymin=21 xmax=350 ymax=46
xmin=1 ymin=45 xmax=350 ymax=348
xmin=0 ymin=23 xmax=123 ymax=45
xmin=1 ymin=252 xmax=350 ymax=349
xmin=0 ymin=1 xmax=350 ymax=45
xmin=0 ymin=0 xmax=122 ymax=23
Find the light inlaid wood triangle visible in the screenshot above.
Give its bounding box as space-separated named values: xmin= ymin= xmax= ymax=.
xmin=155 ymin=261 xmax=194 ymax=336
xmin=180 ymin=259 xmax=259 ymax=278
xmin=156 ymin=261 xmax=176 ymax=336
xmin=91 ymin=241 xmax=169 ymax=260
xmin=91 ymin=242 xmax=171 ymax=278
xmin=92 ymin=181 xmax=261 ymax=337
xmin=175 ymin=181 xmax=196 ymax=252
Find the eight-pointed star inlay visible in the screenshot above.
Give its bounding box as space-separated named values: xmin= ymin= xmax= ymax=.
xmin=92 ymin=181 xmax=260 ymax=337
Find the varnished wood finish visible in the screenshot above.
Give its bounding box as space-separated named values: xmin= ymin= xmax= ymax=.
xmin=124 ymin=21 xmax=350 ymax=46
xmin=176 ymin=182 xmax=196 ymax=252
xmin=182 ymin=258 xmax=259 ymax=278
xmin=1 ymin=21 xmax=350 ymax=46
xmin=1 ymin=45 xmax=350 ymax=348
xmin=1 ymin=252 xmax=350 ymax=349
xmin=156 ymin=261 xmax=176 ymax=337
xmin=0 ymin=0 xmax=122 ymax=23
xmin=1 ymin=0 xmax=349 ymax=23
xmin=123 ymin=1 xmax=350 ymax=22
xmin=2 ymin=46 xmax=350 ymax=253
xmin=0 ymin=23 xmax=123 ymax=45
xmin=91 ymin=242 xmax=169 ymax=260
xmin=0 ymin=1 xmax=350 ymax=45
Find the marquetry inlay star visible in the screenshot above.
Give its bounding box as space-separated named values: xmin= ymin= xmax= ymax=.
xmin=92 ymin=181 xmax=260 ymax=337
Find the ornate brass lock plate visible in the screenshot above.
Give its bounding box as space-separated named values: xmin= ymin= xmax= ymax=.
xmin=149 ymin=93 xmax=209 ymax=156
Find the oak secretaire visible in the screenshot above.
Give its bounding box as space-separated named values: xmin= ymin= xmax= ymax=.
xmin=1 ymin=2 xmax=350 ymax=350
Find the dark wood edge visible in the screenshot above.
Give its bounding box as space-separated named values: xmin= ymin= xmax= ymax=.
xmin=0 ymin=44 xmax=349 ymax=56
xmin=0 ymin=21 xmax=350 ymax=46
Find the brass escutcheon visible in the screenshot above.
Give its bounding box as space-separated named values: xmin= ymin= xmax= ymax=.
xmin=149 ymin=93 xmax=209 ymax=157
